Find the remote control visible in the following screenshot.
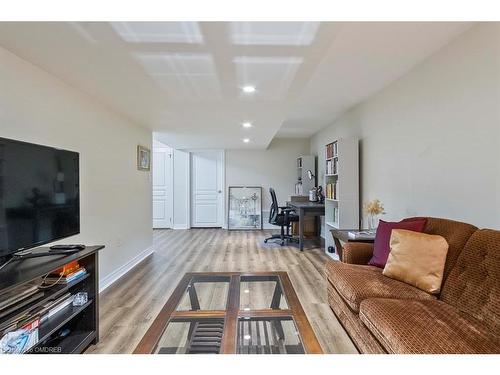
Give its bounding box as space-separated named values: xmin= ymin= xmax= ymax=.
xmin=49 ymin=244 xmax=86 ymax=251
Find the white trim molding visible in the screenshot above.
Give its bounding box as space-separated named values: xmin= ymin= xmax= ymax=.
xmin=173 ymin=224 xmax=189 ymax=230
xmin=99 ymin=246 xmax=155 ymax=293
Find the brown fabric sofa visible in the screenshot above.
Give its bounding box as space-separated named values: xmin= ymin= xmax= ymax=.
xmin=325 ymin=217 xmax=500 ymax=353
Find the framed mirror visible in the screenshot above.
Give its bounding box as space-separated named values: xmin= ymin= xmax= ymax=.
xmin=228 ymin=186 xmax=262 ymax=230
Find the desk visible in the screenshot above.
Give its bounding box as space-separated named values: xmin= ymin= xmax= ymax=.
xmin=287 ymin=201 xmax=325 ymax=251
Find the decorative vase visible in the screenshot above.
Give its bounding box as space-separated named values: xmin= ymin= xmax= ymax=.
xmin=368 ymin=214 xmax=378 ymax=230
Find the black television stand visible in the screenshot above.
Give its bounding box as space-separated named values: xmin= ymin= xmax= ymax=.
xmin=0 ymin=245 xmax=104 ymax=354
xmin=0 ymin=248 xmax=82 ymax=272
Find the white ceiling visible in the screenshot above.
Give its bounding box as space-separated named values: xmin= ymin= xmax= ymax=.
xmin=0 ymin=22 xmax=473 ymax=149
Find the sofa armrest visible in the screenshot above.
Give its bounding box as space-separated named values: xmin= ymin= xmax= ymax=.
xmin=341 ymin=242 xmax=374 ymax=265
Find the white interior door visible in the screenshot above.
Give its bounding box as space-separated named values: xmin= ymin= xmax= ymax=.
xmin=191 ymin=150 xmax=224 ymax=228
xmin=153 ymin=146 xmax=173 ymax=228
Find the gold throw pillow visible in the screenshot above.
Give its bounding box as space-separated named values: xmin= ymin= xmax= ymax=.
xmin=383 ymin=229 xmax=449 ymax=294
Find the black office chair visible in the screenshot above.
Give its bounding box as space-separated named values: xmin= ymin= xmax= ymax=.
xmin=264 ymin=188 xmax=299 ymax=246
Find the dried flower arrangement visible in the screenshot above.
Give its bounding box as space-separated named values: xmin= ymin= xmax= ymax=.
xmin=363 ymin=199 xmax=386 ymax=216
xmin=363 ymin=199 xmax=385 ymax=229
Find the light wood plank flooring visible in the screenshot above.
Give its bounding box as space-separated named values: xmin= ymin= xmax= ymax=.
xmin=86 ymin=229 xmax=357 ymax=354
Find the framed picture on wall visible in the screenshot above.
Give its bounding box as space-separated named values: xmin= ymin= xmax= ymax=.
xmin=137 ymin=145 xmax=151 ymax=171
xmin=228 ymin=186 xmax=263 ymax=230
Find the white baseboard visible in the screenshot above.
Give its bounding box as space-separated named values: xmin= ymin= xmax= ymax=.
xmin=99 ymin=246 xmax=155 ymax=293
xmin=173 ymin=224 xmax=189 ymax=230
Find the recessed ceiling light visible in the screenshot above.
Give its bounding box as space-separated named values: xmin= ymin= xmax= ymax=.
xmin=242 ymin=85 xmax=256 ymax=93
xmin=243 ymin=138 xmax=250 ymax=143
xmin=244 ymin=289 xmax=250 ymax=293
xmin=242 ymin=122 xmax=252 ymax=128
xmin=243 ymin=335 xmax=251 ymax=340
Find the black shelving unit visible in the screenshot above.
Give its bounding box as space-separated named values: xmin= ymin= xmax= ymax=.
xmin=0 ymin=246 xmax=104 ymax=354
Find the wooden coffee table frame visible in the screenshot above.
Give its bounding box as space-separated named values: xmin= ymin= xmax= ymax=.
xmin=133 ymin=271 xmax=323 ymax=354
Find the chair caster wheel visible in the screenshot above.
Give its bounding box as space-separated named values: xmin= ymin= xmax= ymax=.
xmin=281 ymin=241 xmax=285 ymax=246
xmin=264 ymin=239 xmax=268 ymax=243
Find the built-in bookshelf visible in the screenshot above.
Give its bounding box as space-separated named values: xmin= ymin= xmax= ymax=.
xmin=324 ymin=138 xmax=359 ymax=258
xmin=295 ymin=155 xmax=315 ymax=196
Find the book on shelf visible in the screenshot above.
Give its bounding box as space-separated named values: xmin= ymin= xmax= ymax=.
xmin=0 ymin=298 xmax=45 ymax=337
xmin=0 ymin=292 xmax=44 ymax=320
xmin=43 ymin=267 xmax=87 ymax=285
xmin=0 ymin=311 xmax=33 ymax=336
xmin=43 ymin=295 xmax=75 ymax=322
xmin=325 ymin=158 xmax=338 ymax=175
xmin=28 ymin=292 xmax=74 ymax=324
xmin=325 ymin=182 xmax=339 ymax=200
xmin=50 ymin=260 xmax=81 ymax=277
xmin=326 ymin=143 xmax=332 ymax=159
xmin=0 ymin=282 xmax=41 ymax=312
xmin=325 ymin=142 xmax=338 ymax=159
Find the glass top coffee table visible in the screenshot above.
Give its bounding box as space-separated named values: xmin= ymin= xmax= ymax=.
xmin=134 ymin=272 xmax=323 ymax=354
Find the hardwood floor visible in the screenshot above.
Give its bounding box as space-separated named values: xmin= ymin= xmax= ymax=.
xmin=86 ymin=229 xmax=358 ymax=354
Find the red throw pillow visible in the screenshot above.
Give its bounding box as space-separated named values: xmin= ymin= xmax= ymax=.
xmin=368 ymin=218 xmax=427 ymax=268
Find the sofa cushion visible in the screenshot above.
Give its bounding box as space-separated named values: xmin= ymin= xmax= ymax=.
xmin=327 ymin=281 xmax=386 ymax=353
xmin=359 ymin=298 xmax=500 ymax=354
xmin=420 ymin=217 xmax=477 ymax=281
xmin=368 ymin=218 xmax=427 ymax=268
xmin=325 ymin=261 xmax=436 ymax=313
xmin=440 ymin=229 xmax=500 ymax=337
xmin=383 ymin=229 xmax=449 ymax=294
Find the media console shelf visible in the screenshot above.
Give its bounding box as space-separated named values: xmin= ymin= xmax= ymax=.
xmin=0 ymin=245 xmax=104 ymax=354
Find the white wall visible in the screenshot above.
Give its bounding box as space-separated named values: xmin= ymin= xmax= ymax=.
xmin=310 ymin=23 xmax=500 ymax=229
xmin=226 ymin=138 xmax=311 ymax=226
xmin=0 ymin=46 xmax=153 ymax=284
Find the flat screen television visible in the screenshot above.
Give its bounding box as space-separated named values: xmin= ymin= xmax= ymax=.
xmin=0 ymin=137 xmax=80 ymax=259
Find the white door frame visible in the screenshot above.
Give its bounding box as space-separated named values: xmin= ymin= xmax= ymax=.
xmin=152 ymin=145 xmax=173 ymax=229
xmin=188 ymin=149 xmax=225 ymax=228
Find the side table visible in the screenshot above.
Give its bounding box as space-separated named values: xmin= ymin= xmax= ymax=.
xmin=330 ymin=229 xmax=375 ymax=260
